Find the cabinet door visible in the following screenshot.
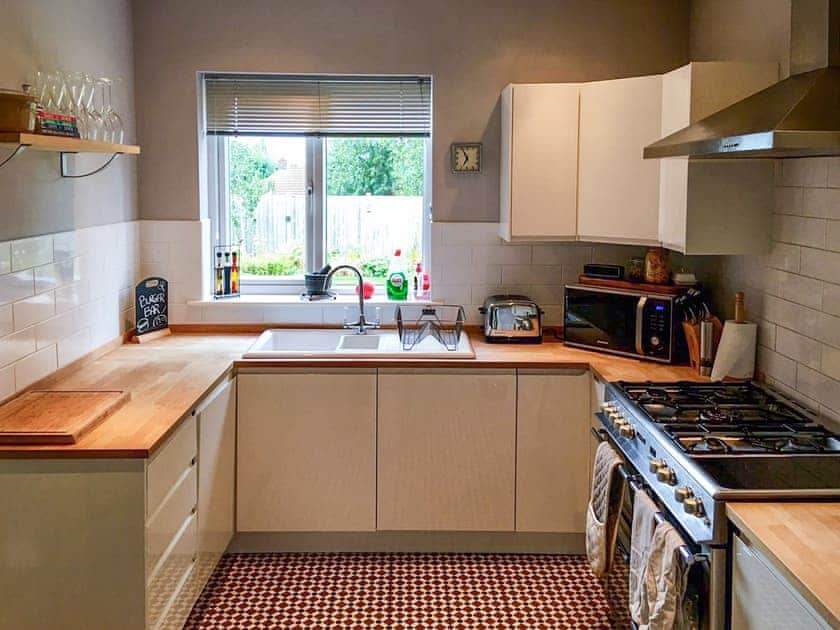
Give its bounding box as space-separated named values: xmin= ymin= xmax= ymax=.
xmin=516 ymin=370 xmax=590 ymax=532
xmin=378 ymin=369 xmax=516 ymax=531
xmin=237 ymin=370 xmax=376 ymax=532
xmin=196 ymin=377 xmax=235 ymax=567
xmin=501 ymin=83 xmax=580 ymax=241
xmin=578 ymin=75 xmax=662 ymax=245
xmin=732 ymin=533 xmax=830 ymax=629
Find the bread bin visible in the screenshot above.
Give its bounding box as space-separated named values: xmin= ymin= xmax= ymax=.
xmin=479 ymin=295 xmax=543 ymax=343
xmin=0 ymin=89 xmax=37 ymax=133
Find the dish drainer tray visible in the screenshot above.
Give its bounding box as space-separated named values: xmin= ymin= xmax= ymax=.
xmin=396 ymin=304 xmax=465 ymax=351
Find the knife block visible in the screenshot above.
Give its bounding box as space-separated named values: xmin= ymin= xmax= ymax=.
xmin=682 ymin=317 xmax=723 ymax=371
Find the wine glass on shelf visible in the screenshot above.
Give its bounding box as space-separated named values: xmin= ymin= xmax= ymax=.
xmin=99 ymin=77 xmax=124 ymax=144
xmin=65 ymin=72 xmax=88 ymax=138
xmin=85 ymin=77 xmax=106 ymax=141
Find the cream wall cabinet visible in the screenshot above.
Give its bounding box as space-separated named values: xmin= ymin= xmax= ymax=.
xmin=500 ymin=83 xmax=580 ymax=242
xmin=377 ymin=369 xmax=517 ymax=531
xmin=0 ymin=376 xmax=236 ymax=630
xmin=236 ymin=370 xmax=377 ymax=532
xmin=515 ymin=369 xmax=590 ymax=533
xmin=577 ymin=74 xmax=664 ymax=245
xmin=732 ymin=533 xmax=831 ymax=629
xmin=657 ymin=62 xmax=779 ymax=254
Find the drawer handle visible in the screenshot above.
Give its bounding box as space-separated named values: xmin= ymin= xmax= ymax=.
xmin=190 ymin=457 xmax=197 ymax=467
xmin=191 ymin=506 xmax=197 ymax=515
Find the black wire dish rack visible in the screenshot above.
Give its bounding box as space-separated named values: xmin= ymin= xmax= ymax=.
xmin=396 ymin=304 xmax=466 ymax=351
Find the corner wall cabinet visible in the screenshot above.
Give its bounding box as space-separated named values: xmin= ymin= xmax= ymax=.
xmin=657 ymin=62 xmax=778 ymax=254
xmin=0 ymin=132 xmax=140 ymax=178
xmin=500 ymin=61 xmax=781 ymax=253
xmin=577 ymin=74 xmax=663 ymax=245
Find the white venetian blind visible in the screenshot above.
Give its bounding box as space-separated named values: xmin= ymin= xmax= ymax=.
xmin=204 ymin=74 xmax=432 ymax=136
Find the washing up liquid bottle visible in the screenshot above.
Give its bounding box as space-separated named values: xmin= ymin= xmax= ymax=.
xmin=386 ymin=249 xmax=408 ymax=300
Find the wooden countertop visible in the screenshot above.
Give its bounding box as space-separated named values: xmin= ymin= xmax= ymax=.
xmin=727 ymin=502 xmax=840 ymax=627
xmin=0 ymin=330 xmax=706 ymax=459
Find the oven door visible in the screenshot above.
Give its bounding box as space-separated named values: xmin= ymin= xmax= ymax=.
xmin=594 ymin=428 xmax=710 ymax=630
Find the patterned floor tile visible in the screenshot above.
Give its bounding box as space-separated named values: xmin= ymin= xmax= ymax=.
xmin=185 ymin=553 xmax=622 ymax=629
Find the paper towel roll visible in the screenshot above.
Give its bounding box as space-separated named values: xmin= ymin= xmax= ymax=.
xmin=711 ymin=320 xmax=757 ymax=381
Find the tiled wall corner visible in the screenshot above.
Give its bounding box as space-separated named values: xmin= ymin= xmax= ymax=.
xmin=715 ymin=157 xmax=840 ymax=428
xmin=0 ymin=221 xmax=139 ymax=400
xmin=430 ymin=222 xmax=721 ymax=326
xmin=140 ymin=219 xmax=208 ymax=324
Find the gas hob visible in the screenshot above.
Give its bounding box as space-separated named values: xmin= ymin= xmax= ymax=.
xmin=599 ymin=381 xmax=840 ymax=545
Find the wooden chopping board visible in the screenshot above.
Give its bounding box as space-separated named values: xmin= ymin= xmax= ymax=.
xmin=0 ymin=390 xmax=130 ymax=445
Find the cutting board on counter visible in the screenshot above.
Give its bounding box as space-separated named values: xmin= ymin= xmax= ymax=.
xmin=0 ymin=390 xmax=130 ymax=445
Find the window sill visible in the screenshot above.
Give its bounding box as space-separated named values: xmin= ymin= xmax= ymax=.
xmin=187 ymin=294 xmax=436 ymax=307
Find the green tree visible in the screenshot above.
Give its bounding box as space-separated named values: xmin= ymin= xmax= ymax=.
xmin=229 ymin=139 xmax=275 ymax=244
xmin=327 ymin=137 xmax=424 ymax=196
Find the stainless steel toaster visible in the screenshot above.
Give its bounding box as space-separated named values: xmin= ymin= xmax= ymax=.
xmin=479 ymin=295 xmax=543 ymax=343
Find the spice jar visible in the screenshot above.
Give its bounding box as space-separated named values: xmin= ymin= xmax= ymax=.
xmin=627 ymin=257 xmax=645 ymax=282
xmin=644 ymin=247 xmax=670 ymax=284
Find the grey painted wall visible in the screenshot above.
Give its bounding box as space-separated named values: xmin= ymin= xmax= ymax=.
xmin=689 ymin=0 xmax=793 ymax=77
xmin=0 ymin=0 xmax=138 ymax=241
xmin=132 ymin=0 xmax=690 ymax=223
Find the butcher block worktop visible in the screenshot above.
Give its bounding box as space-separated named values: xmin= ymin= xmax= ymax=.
xmin=0 ymin=329 xmax=706 ymax=459
xmin=727 ymin=502 xmax=840 ymax=628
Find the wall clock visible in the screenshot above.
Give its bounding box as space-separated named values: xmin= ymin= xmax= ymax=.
xmin=451 ymin=142 xmax=482 ymax=173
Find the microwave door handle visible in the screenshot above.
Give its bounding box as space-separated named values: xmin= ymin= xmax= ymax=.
xmin=635 ymin=296 xmax=647 ymax=355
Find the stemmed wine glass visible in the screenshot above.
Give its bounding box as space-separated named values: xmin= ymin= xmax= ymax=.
xmin=99 ymin=77 xmax=124 ymax=144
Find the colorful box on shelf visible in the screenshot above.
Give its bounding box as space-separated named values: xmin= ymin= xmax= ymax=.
xmin=35 ymin=111 xmax=80 ymax=138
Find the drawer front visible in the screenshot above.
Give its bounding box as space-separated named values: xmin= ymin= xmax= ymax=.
xmin=146 ymin=464 xmax=197 ymax=579
xmin=146 ymin=512 xmax=197 ymax=629
xmin=148 ymin=415 xmax=197 ymax=518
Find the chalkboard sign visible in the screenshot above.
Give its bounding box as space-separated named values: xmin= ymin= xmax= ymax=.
xmin=135 ymin=277 xmax=168 ymax=335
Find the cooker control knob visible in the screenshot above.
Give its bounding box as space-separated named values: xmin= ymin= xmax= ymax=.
xmin=649 ymin=459 xmax=666 ymax=473
xmin=601 ymin=401 xmax=616 ymax=412
xmin=656 ymin=466 xmax=677 ymax=485
xmin=684 ymin=497 xmax=705 ymax=516
xmin=674 ymin=486 xmax=694 ymax=503
xmin=609 ymin=413 xmax=624 ymax=426
xmin=619 ymin=423 xmax=636 ymax=439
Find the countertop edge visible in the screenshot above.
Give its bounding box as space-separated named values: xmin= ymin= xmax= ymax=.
xmin=727 ymin=503 xmax=840 ymax=629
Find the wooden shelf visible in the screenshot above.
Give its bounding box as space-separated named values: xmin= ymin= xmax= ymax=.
xmin=0 ymin=132 xmax=140 ymax=155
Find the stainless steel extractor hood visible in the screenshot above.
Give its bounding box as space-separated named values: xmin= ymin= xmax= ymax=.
xmin=645 ymin=1 xmax=840 ymax=159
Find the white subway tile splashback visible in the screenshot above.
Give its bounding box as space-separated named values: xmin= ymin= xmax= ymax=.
xmin=14 ymin=346 xmax=57 ymax=391
xmin=0 ymin=270 xmax=34 ymax=305
xmin=714 ymin=157 xmax=840 ymax=425
xmin=11 ymin=235 xmax=53 ymax=271
xmin=13 ymin=292 xmax=56 ymax=331
xmin=0 ymin=221 xmax=139 ymax=397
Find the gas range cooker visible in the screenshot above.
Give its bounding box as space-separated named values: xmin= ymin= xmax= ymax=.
xmin=599 ymin=381 xmax=840 ymax=545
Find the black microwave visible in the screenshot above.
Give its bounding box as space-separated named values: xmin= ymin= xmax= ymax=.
xmin=564 ymin=285 xmax=682 ymax=363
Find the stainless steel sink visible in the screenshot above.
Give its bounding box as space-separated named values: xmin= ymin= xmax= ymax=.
xmin=242 ymin=328 xmax=475 ymax=359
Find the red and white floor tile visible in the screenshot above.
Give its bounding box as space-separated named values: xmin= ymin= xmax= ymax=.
xmin=185 ymin=553 xmax=624 ymax=629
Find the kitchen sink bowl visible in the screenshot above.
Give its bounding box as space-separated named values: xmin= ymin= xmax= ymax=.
xmin=242 ymin=328 xmax=475 ymax=359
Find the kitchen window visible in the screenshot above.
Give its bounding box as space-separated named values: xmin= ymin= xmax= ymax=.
xmin=203 ymin=74 xmax=432 ymax=293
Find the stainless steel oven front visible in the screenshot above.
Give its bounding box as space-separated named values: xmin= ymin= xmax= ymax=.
xmin=564 ymin=285 xmax=679 ymax=363
xmin=593 ymin=425 xmax=727 ymax=630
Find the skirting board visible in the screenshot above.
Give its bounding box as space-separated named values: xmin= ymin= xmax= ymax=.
xmin=228 ymin=531 xmax=585 ymax=555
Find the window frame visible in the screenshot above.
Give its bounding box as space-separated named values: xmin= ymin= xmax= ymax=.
xmin=207 ymin=134 xmax=432 ymax=295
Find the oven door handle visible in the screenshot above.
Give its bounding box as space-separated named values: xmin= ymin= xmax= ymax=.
xmin=590 ymin=426 xmax=609 ymax=442
xmin=635 ymin=295 xmax=647 ymax=355
xmin=652 ymin=511 xmax=710 ymax=568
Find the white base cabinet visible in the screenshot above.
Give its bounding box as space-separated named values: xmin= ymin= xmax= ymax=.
xmin=732 ymin=533 xmax=831 ymax=629
xmin=237 ymin=370 xmax=377 ymax=532
xmin=377 ymin=369 xmax=517 ymax=531
xmin=515 ymin=369 xmax=590 ymax=533
xmin=0 ymin=376 xmax=236 ymax=630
